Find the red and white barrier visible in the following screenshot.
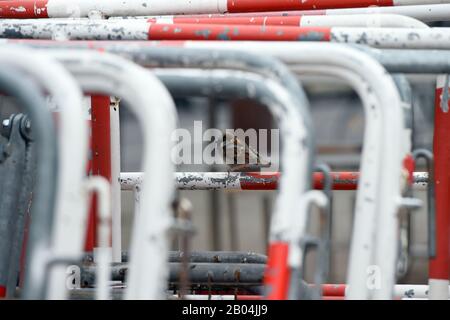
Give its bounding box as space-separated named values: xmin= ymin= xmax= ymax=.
xmin=146 ymin=14 xmax=427 ymax=28
xmin=120 ymin=171 xmax=429 ymax=191
xmin=0 ymin=0 xmax=449 ymax=18
xmin=170 ymin=284 xmax=450 ymax=299
xmin=4 ymin=20 xmax=450 ymax=49
xmin=429 ymin=76 xmax=450 ymax=300
xmin=176 ymin=3 xmax=450 ymax=23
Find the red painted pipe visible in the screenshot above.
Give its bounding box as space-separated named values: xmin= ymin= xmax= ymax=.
xmin=148 ymin=16 xmax=303 ymax=26
xmin=321 ymin=284 xmax=347 ymax=296
xmin=264 ymin=242 xmax=290 ymax=300
xmin=147 ymin=23 xmax=331 ymax=41
xmin=85 ymin=95 xmax=111 ymax=251
xmin=430 ymin=83 xmax=450 ymax=291
xmin=0 ymin=0 xmax=409 ymax=19
xmin=0 ymin=0 xmax=49 ymax=18
xmin=226 ymin=0 xmax=394 ymax=12
xmin=240 ymin=172 xmax=359 ymax=190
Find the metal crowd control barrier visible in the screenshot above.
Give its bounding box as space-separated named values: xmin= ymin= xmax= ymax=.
xmin=93 ymin=46 xmax=316 ymax=301
xmin=174 ymin=3 xmax=450 ymax=23
xmin=0 ymin=4 xmax=448 ymax=300
xmin=344 ymin=47 xmax=450 ymax=300
xmin=178 ymin=42 xmax=408 ymax=300
xmin=153 ymin=68 xmax=319 ymax=300
xmin=106 ymin=14 xmax=430 ymax=28
xmin=0 ymin=0 xmax=448 ymax=18
xmin=45 ymin=50 xmax=178 ymax=300
xmin=10 ymin=41 xmax=414 ymax=299
xmin=69 ymin=44 xmax=316 ymax=300
xmin=0 ymin=47 xmax=89 ymax=300
xmin=0 ymin=65 xmax=58 ymax=299
xmin=9 ymin=20 xmax=450 ymax=50
xmin=120 ymin=171 xmax=430 ymax=191
xmin=13 ymin=44 xmax=316 ymax=299
xmin=66 ymin=42 xmax=410 ymax=299
xmin=4 ymin=20 xmax=450 ymax=43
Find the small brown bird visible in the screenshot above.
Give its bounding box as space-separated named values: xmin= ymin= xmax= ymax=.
xmin=218 ymin=132 xmax=271 ymax=172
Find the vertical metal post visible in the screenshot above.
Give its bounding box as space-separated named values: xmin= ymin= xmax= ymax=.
xmin=86 ymin=95 xmax=112 ymax=251
xmin=429 ymin=75 xmax=450 ymax=299
xmin=110 ymin=98 xmax=122 ymax=263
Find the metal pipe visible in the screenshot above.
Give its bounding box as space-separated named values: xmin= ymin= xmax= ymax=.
xmin=144 ymin=14 xmax=428 ymax=28
xmin=48 ymin=50 xmax=177 ymax=300
xmin=0 ymin=19 xmax=330 ymax=41
xmin=120 ymin=171 xmax=430 ymax=191
xmin=84 ymin=177 xmax=112 ymax=300
xmin=0 ymin=68 xmax=57 ymax=299
xmin=19 ymin=41 xmax=407 ymax=299
xmin=0 ymin=114 xmax=30 ymax=297
xmin=0 ymin=47 xmax=87 ymax=300
xmin=412 ymin=149 xmax=436 ymax=260
xmin=178 ymin=3 xmax=450 ymax=23
xmin=351 ymin=47 xmax=450 ymax=300
xmin=72 ymin=45 xmax=314 ymax=300
xmin=80 ymin=262 xmax=266 ymax=286
xmin=6 ymin=41 xmax=408 ymax=299
xmin=0 ymin=0 xmax=447 ymax=18
xmin=178 ymin=284 xmax=450 ymax=299
xmin=84 ymin=251 xmax=268 ymax=264
xmin=6 ymin=20 xmax=450 ymax=49
xmin=288 ymin=190 xmax=328 ymax=300
xmin=109 ymin=99 xmax=122 ymax=263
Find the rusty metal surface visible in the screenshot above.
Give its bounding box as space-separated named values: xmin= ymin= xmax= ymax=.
xmin=80 ymin=262 xmax=266 ymax=286
xmin=120 ymin=171 xmax=430 ymax=190
xmin=83 ymin=250 xmax=267 ymax=264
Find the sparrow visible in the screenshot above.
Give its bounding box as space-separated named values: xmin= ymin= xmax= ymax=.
xmin=218 ymin=132 xmax=271 ymax=172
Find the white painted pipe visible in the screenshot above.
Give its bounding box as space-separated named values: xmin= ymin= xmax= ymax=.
xmin=2 ymin=0 xmax=450 ymax=18
xmin=185 ymin=42 xmax=405 ymax=300
xmin=84 ymin=177 xmax=111 ymax=300
xmin=318 ymin=3 xmax=450 ymax=22
xmin=119 ymin=172 xmax=429 ymax=191
xmin=0 ymin=47 xmax=88 ymax=300
xmin=299 ymin=14 xmax=428 ymax=28
xmin=109 ymin=101 xmax=122 ymax=263
xmin=47 ymin=50 xmax=178 ymax=300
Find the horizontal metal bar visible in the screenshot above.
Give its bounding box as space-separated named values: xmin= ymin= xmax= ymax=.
xmin=178 ymin=3 xmax=450 ymax=23
xmin=83 ymin=251 xmax=267 ymax=264
xmin=136 ymin=14 xmax=428 ymax=28
xmin=0 ymin=0 xmax=444 ymax=19
xmin=80 ymin=263 xmax=266 ymax=286
xmin=120 ymin=172 xmax=429 ymax=191
xmin=2 ymin=20 xmax=450 ymax=48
